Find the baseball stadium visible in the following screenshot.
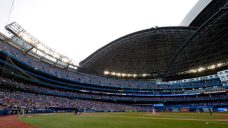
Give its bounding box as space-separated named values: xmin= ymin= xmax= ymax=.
xmin=0 ymin=0 xmax=228 ymax=128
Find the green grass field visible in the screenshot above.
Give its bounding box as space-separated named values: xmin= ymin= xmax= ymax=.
xmin=20 ymin=112 xmax=228 ymax=128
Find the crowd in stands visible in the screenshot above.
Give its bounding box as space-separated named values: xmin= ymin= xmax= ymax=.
xmin=0 ymin=88 xmax=149 ymax=112
xmin=0 ymin=77 xmax=227 ymax=103
xmin=0 ymin=41 xmax=224 ymax=90
xmin=0 ymin=86 xmax=227 ymax=113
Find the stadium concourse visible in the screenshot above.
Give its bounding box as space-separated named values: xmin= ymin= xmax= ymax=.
xmin=0 ymin=0 xmax=228 ymax=128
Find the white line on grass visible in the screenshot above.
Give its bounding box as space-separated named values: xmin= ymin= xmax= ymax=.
xmin=205 ymin=122 xmax=228 ymax=125
xmin=98 ymin=115 xmax=228 ymax=124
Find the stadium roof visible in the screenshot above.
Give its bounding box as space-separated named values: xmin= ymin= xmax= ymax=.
xmin=79 ymin=0 xmax=228 ymax=80
xmin=188 ymin=0 xmax=228 ymax=27
xmin=79 ymin=27 xmax=196 ymax=78
xmin=166 ymin=0 xmax=228 ymax=77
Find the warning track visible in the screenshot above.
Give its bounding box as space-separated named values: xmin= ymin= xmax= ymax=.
xmin=0 ymin=115 xmax=36 ymax=128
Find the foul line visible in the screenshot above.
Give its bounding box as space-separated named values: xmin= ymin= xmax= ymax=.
xmin=88 ymin=115 xmax=228 ymax=124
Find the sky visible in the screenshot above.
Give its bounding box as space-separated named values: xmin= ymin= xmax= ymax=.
xmin=0 ymin=0 xmax=198 ymax=65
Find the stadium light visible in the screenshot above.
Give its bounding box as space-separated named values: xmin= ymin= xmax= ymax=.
xmin=117 ymin=73 xmax=121 ymax=76
xmin=142 ymin=73 xmax=149 ymax=77
xmin=197 ymin=67 xmax=205 ymax=72
xmin=111 ymin=72 xmax=116 ymax=75
xmin=104 ymin=71 xmax=110 ymax=75
xmin=217 ymin=63 xmax=223 ymax=67
xmin=106 ymin=71 xmax=150 ymax=78
xmin=208 ymin=65 xmax=216 ymax=69
xmin=122 ymin=73 xmax=126 ymax=77
xmin=178 ymin=62 xmax=228 ymax=75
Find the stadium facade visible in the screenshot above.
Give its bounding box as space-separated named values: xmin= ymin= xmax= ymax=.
xmin=0 ymin=0 xmax=228 ymax=114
